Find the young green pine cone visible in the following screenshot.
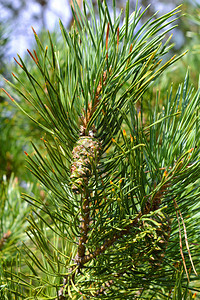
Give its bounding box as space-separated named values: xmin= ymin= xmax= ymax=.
xmin=70 ymin=127 xmax=101 ymax=193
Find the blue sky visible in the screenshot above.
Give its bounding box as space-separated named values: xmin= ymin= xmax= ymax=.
xmin=1 ymin=0 xmax=199 ymax=59
xmin=1 ymin=0 xmax=71 ymax=58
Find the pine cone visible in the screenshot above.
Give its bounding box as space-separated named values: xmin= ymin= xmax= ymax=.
xmin=70 ymin=129 xmax=101 ymax=193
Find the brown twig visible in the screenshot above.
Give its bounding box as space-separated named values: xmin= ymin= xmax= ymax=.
xmin=79 ymin=212 xmax=142 ymax=265
xmin=76 ymin=179 xmax=169 ymax=266
xmin=75 ymin=192 xmax=90 ymax=265
xmin=81 ymin=70 xmax=108 ymax=129
xmin=58 ymin=176 xmax=169 ymax=298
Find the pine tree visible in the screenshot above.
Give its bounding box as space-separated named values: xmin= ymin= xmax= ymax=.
xmin=2 ymin=0 xmax=200 ymax=298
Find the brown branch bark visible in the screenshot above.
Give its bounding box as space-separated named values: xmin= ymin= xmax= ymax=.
xmin=78 ymin=212 xmax=142 ymax=265
xmin=75 ymin=193 xmax=90 ymax=265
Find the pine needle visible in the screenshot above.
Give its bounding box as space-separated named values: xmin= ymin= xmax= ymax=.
xmin=174 ymin=205 xmax=189 ymax=282
xmin=174 ymin=199 xmax=198 ymax=276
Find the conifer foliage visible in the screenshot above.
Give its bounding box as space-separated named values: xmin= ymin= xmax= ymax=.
xmin=3 ymin=0 xmax=200 ymax=298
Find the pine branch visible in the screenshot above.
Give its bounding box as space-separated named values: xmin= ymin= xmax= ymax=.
xmin=3 ymin=1 xmax=200 ymax=299
xmin=58 ymin=177 xmax=171 ymax=298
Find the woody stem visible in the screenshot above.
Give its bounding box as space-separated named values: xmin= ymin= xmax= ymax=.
xmin=76 ymin=191 xmax=90 ymax=265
